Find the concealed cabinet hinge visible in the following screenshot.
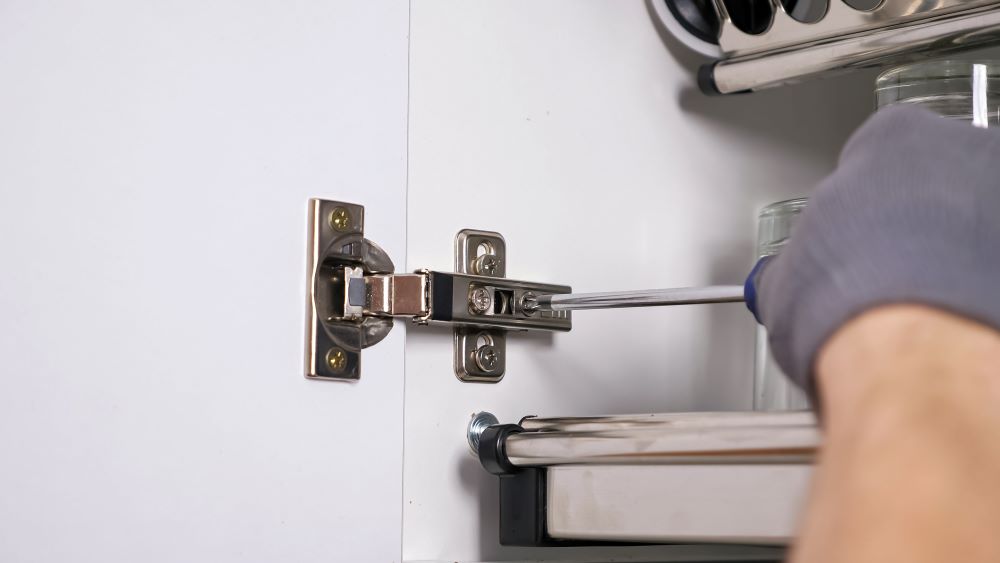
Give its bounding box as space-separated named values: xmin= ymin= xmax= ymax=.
xmin=305 ymin=199 xmax=571 ymax=383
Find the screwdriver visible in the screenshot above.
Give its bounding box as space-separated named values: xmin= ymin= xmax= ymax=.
xmin=521 ymin=285 xmax=745 ymax=312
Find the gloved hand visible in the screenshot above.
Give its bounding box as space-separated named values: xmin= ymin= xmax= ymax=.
xmin=745 ymin=105 xmax=1000 ymax=399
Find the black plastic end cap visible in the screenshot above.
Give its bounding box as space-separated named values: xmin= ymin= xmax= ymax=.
xmin=697 ymin=62 xmax=722 ymax=96
xmin=477 ymin=423 xmax=523 ymax=475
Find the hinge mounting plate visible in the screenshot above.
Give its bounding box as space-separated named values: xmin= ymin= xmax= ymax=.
xmin=454 ymin=229 xmax=508 ymax=382
xmin=305 ymin=199 xmax=395 ymax=381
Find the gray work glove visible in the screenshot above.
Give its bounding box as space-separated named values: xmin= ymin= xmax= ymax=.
xmin=745 ymin=105 xmax=1000 ymax=399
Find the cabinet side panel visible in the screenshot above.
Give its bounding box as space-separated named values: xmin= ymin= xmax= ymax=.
xmin=405 ymin=0 xmax=873 ymax=560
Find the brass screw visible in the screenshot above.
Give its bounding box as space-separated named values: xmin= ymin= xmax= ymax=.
xmin=329 ymin=207 xmax=351 ymax=232
xmin=326 ymin=348 xmax=348 ymax=372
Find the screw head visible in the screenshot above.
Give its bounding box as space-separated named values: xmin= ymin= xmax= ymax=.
xmin=472 ymin=254 xmax=501 ymax=276
xmin=326 ymin=348 xmax=348 ymax=372
xmin=467 ymin=411 xmax=500 ymax=454
xmin=469 ymin=286 xmax=493 ymax=315
xmin=329 ymin=207 xmax=351 ymax=232
xmin=520 ymin=292 xmax=538 ymax=315
xmin=474 ymin=345 xmax=500 ymax=372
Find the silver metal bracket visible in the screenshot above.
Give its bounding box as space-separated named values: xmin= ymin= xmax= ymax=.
xmin=305 ymin=199 xmax=571 ymax=382
xmin=305 ymin=199 xmax=396 ymax=381
xmin=454 ymin=229 xmax=508 ymax=382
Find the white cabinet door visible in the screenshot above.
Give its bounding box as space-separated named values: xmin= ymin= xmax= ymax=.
xmin=0 ymin=2 xmax=408 ymax=562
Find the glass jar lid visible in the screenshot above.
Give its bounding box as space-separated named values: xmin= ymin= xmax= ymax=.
xmin=875 ymin=60 xmax=1000 ymax=126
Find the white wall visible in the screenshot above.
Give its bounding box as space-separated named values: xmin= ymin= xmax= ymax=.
xmin=0 ymin=1 xmax=408 ymax=561
xmin=403 ymin=1 xmax=875 ymax=561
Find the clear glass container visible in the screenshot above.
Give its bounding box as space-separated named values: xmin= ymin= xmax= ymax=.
xmin=875 ymin=60 xmax=1000 ymax=126
xmin=753 ymin=198 xmax=809 ymax=411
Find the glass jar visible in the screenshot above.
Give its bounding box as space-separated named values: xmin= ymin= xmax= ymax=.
xmin=753 ymin=198 xmax=809 ymax=411
xmin=875 ymin=60 xmax=1000 ymax=126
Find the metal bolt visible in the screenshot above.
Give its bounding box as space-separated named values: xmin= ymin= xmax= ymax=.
xmin=474 ymin=344 xmax=500 ymax=373
xmin=469 ymin=286 xmax=493 ymax=315
xmin=329 ymin=207 xmax=351 ymax=232
xmin=472 ymin=254 xmax=501 ymax=276
xmin=326 ymin=348 xmax=348 ymax=372
xmin=467 ymin=411 xmax=500 ymax=454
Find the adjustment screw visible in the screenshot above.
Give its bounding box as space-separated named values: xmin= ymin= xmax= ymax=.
xmin=329 ymin=207 xmax=351 ymax=232
xmin=472 ymin=254 xmax=501 ymax=276
xmin=326 ymin=348 xmax=348 ymax=372
xmin=520 ymin=292 xmax=538 ymax=314
xmin=469 ymin=286 xmax=493 ymax=315
xmin=474 ymin=344 xmax=500 ymax=373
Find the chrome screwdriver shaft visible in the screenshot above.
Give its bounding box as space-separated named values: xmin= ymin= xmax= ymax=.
xmin=523 ymin=285 xmax=744 ymax=312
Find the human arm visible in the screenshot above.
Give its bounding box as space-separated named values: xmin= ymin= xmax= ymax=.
xmin=792 ymin=305 xmax=1000 ymax=563
xmin=746 ymin=106 xmax=1000 ymax=562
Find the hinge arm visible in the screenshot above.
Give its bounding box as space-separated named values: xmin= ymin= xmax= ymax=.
xmin=361 ymin=273 xmax=430 ymax=318
xmin=350 ymin=271 xmax=571 ymax=332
